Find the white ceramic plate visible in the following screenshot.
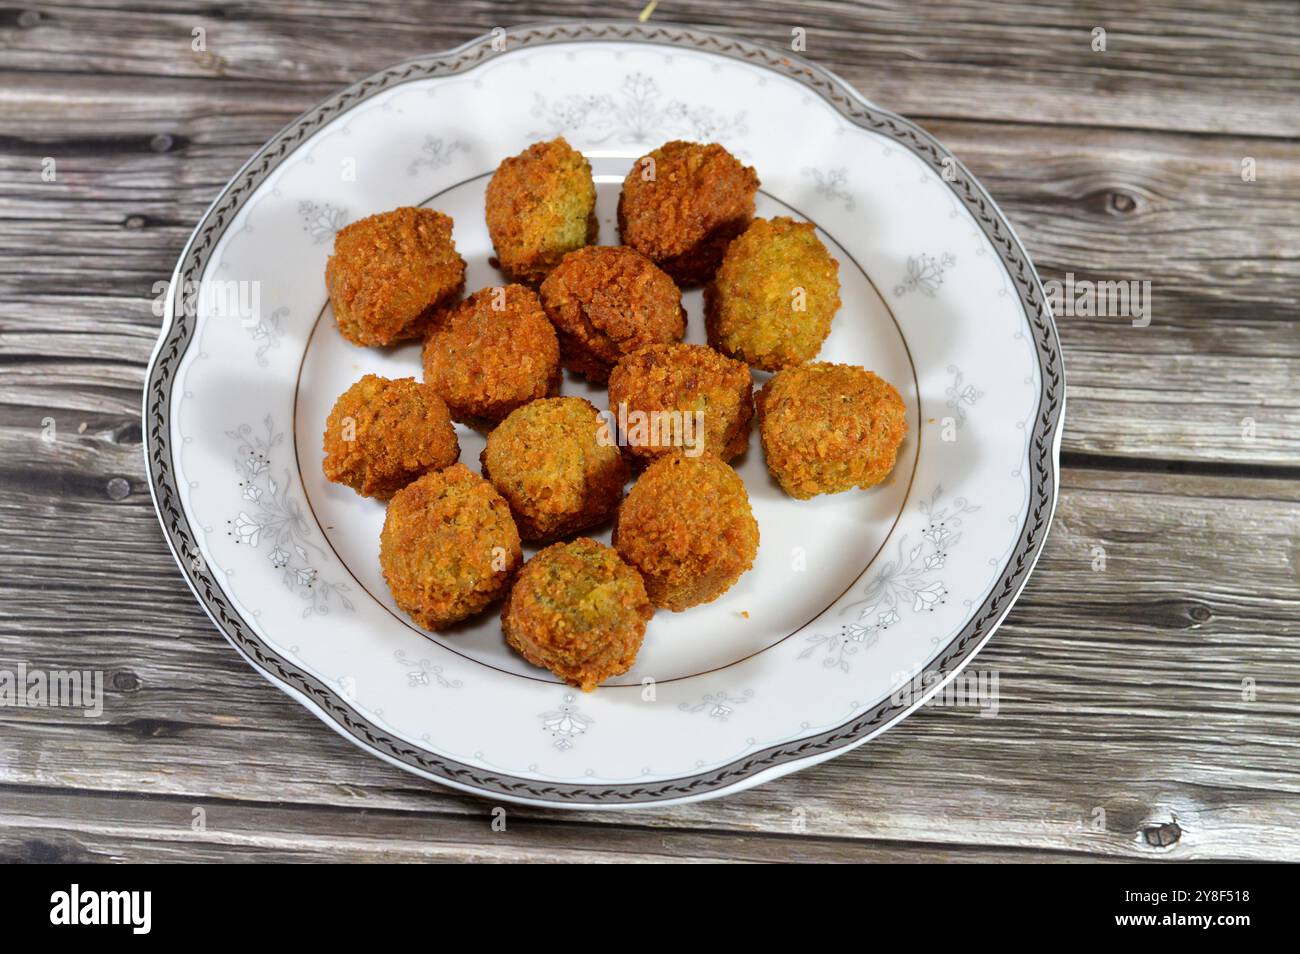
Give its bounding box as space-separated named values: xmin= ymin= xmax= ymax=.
xmin=145 ymin=21 xmax=1064 ymax=808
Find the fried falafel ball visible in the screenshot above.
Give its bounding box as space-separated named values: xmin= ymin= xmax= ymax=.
xmin=379 ymin=464 xmax=522 ymax=631
xmin=322 ymin=374 xmax=460 ymax=499
xmin=502 ymin=538 xmax=653 ymax=691
xmin=705 ymin=216 xmax=841 ymax=371
xmin=422 ymin=283 xmax=561 ymax=426
xmin=617 ymin=141 xmax=759 ymax=286
xmin=480 ymin=397 xmax=628 ymax=542
xmin=538 ymin=245 xmax=685 ymax=383
xmin=485 ymin=137 xmax=598 ymax=285
xmin=607 ymin=343 xmax=754 ymax=462
xmin=757 ymin=363 xmax=907 ymax=500
xmin=325 ymin=207 xmax=466 ymax=347
xmin=613 ymin=452 xmax=759 ymax=611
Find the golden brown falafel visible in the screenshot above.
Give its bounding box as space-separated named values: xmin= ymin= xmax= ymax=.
xmin=325 ymin=206 xmax=465 ymax=347
xmin=480 ymin=397 xmax=628 ymax=542
xmin=617 ymin=141 xmax=759 ymax=286
xmin=538 ymin=245 xmax=685 ymax=383
xmin=422 ymin=283 xmax=561 ymax=426
xmin=607 ymin=342 xmax=754 ymax=462
xmin=502 ymin=538 xmax=653 ymax=691
xmin=613 ymin=452 xmax=759 ymax=611
xmin=322 ymin=374 xmax=460 ymax=499
xmin=379 ymin=464 xmax=522 ymax=631
xmin=757 ymin=362 xmax=907 ymax=499
xmin=705 ymin=216 xmax=841 ymax=371
xmin=485 ymin=137 xmax=597 ymax=285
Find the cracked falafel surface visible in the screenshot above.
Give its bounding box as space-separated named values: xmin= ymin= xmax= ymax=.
xmin=705 ymin=216 xmax=841 ymax=371
xmin=757 ymin=362 xmax=907 ymax=499
xmin=607 ymin=342 xmax=754 ymax=462
xmin=485 ymin=137 xmax=597 ymax=285
xmin=613 ymin=451 xmax=759 ymax=611
xmin=539 ymin=245 xmax=685 ymax=383
xmin=322 ymin=374 xmax=459 ymax=499
xmin=502 ymin=538 xmax=653 ymax=691
xmin=380 ymin=464 xmax=522 ymax=631
xmin=481 ymin=397 xmax=628 ymax=543
xmin=617 ymin=140 xmax=759 ymax=286
xmin=422 ymin=283 xmax=561 ymax=426
xmin=325 ymin=206 xmax=465 ymax=346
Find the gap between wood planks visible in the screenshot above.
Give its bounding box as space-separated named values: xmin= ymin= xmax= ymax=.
xmin=2 ymin=0 xmax=1299 ymax=139
xmin=1059 ymin=452 xmax=1300 ymax=482
xmin=0 ymin=782 xmax=1227 ymax=863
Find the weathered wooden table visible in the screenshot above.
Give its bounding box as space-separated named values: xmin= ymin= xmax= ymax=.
xmin=2 ymin=1 xmax=1296 ymax=862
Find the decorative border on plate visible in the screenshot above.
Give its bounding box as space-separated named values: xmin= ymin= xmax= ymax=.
xmin=143 ymin=20 xmax=1064 ymax=806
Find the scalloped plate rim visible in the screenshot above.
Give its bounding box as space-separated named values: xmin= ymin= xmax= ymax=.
xmin=142 ymin=19 xmax=1065 ymax=808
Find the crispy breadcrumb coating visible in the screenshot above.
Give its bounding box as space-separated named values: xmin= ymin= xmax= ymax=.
xmin=325 ymin=207 xmax=465 ymax=346
xmin=705 ymin=217 xmax=841 ymax=371
xmin=481 ymin=397 xmax=628 ymax=542
xmin=607 ymin=342 xmax=754 ymax=462
xmin=322 ymin=374 xmax=460 ymax=499
xmin=617 ymin=141 xmax=759 ymax=286
xmin=756 ymin=363 xmax=907 ymax=499
xmin=485 ymin=137 xmax=597 ymax=285
xmin=422 ymin=284 xmax=561 ymax=426
xmin=613 ymin=452 xmax=759 ymax=611
xmin=502 ymin=538 xmax=653 ymax=691
xmin=379 ymin=464 xmax=522 ymax=630
xmin=539 ymin=245 xmax=685 ymax=383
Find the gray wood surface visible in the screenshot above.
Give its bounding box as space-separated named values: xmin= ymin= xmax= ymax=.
xmin=1 ymin=0 xmax=1297 ymax=863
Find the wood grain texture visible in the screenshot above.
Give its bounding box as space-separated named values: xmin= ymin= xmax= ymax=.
xmin=4 ymin=85 xmax=1296 ymax=466
xmin=5 ymin=0 xmax=1299 ymax=136
xmin=2 ymin=455 xmax=1297 ymax=860
xmin=1 ymin=0 xmax=1298 ymax=862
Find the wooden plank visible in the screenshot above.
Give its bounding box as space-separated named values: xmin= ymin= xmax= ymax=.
xmin=3 ymin=117 xmax=1298 ymax=465
xmin=0 ymin=788 xmax=1115 ymax=863
xmin=1 ymin=465 xmax=1295 ymax=861
xmin=2 ymin=0 xmax=1297 ymax=864
xmin=2 ymin=1 xmax=1298 ymax=137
